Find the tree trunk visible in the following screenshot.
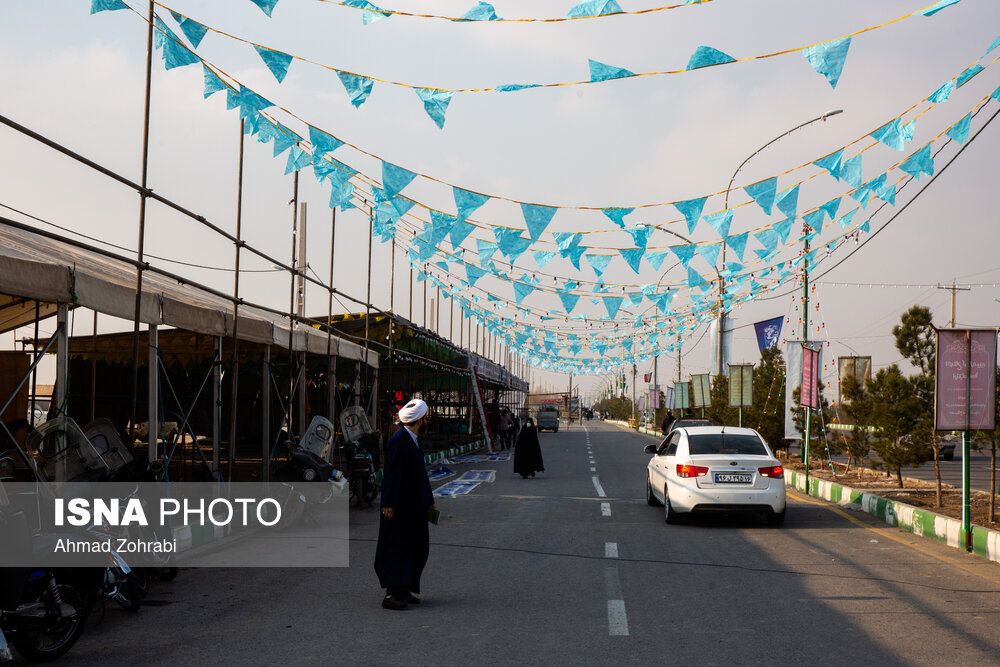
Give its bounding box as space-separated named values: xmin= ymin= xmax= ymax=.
xmin=896 ymin=467 xmax=903 ymax=488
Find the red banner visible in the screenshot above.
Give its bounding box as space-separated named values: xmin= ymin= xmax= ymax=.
xmin=935 ymin=329 xmax=997 ymax=431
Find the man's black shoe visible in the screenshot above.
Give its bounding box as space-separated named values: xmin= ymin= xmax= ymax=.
xmin=382 ymin=595 xmax=408 ymax=610
xmin=401 ymin=592 xmax=420 ymax=604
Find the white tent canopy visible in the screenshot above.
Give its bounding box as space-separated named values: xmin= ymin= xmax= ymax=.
xmin=0 ymin=222 xmax=377 ymax=368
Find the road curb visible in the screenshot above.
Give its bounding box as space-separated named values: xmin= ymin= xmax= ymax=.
xmin=786 ymin=470 xmax=1000 ymax=564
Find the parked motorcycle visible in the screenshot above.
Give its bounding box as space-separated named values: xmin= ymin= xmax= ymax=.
xmin=339 ymin=407 xmax=381 ymax=507
xmin=101 ymin=550 xmax=142 ymax=613
xmin=277 ymin=416 xmax=337 ymax=483
xmin=0 ymin=500 xmax=103 ymax=663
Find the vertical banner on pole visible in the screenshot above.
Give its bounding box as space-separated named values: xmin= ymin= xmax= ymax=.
xmin=728 ymin=364 xmax=753 ymax=407
xmin=801 ymin=346 xmax=821 ymax=409
xmin=673 ymin=382 xmax=689 ymax=410
xmin=837 ymin=356 xmax=872 ymax=401
xmin=690 ymin=374 xmax=711 ymax=409
xmin=664 ymin=385 xmax=675 ymax=411
xmin=934 ymin=329 xmax=998 ymax=431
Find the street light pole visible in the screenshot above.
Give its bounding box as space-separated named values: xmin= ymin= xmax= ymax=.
xmin=715 ymin=109 xmax=843 ymax=377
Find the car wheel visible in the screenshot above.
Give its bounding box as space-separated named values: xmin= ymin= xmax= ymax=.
xmin=767 ymin=509 xmax=785 ymax=526
xmin=646 ymin=476 xmax=661 ymax=506
xmin=664 ymin=486 xmax=681 ymax=525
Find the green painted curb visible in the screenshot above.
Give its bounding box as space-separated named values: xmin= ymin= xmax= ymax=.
xmin=787 ymin=470 xmax=1000 ymax=564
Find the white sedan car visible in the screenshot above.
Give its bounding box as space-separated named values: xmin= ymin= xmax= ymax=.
xmin=644 ymin=425 xmax=786 ymax=525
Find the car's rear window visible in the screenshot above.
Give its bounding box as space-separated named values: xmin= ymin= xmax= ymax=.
xmin=687 ymin=434 xmax=767 ymax=456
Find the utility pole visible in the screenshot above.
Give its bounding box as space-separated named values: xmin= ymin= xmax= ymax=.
xmin=802 ymin=223 xmax=811 ymax=485
xmin=936 ymin=281 xmax=970 ymax=327
xmin=568 ymin=372 xmax=573 ymax=425
xmin=631 ymin=363 xmax=637 ymax=429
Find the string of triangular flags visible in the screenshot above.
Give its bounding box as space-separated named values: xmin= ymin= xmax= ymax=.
xmin=96 ymin=0 xmax=964 ymax=129
xmin=252 ymin=0 xmax=707 ymax=23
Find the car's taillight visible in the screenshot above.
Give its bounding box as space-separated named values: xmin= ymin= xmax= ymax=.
xmin=676 ymin=464 xmax=709 ymax=478
xmin=758 ymin=465 xmax=784 ymax=478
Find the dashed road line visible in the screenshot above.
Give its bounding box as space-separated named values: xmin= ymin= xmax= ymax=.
xmin=605 ymin=542 xmax=619 ymax=558
xmin=592 ymin=476 xmax=606 ymax=497
xmin=601 ymin=502 xmax=611 ymax=516
xmin=604 ymin=566 xmax=629 ymax=636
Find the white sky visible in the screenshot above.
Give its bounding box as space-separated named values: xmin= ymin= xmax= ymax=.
xmin=2 ymin=0 xmax=999 ymax=403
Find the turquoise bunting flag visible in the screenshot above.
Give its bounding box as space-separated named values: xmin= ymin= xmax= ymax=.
xmin=586 ymin=254 xmax=613 ymax=277
xmin=674 ymin=197 xmax=706 ymax=234
xmin=619 ymin=248 xmax=644 ymax=274
xmin=670 ymin=244 xmax=696 ymax=267
xmin=703 ymin=210 xmax=733 ymax=238
xmin=899 ymin=145 xmax=934 ymax=179
xmin=521 ymin=203 xmax=558 ymax=241
xmin=602 ymin=208 xmax=633 ymax=229
xmin=381 ymin=161 xmax=418 ymax=198
xmin=415 ymin=88 xmax=453 ymax=129
xmin=448 ymin=219 xmax=475 ymax=249
xmin=248 ymin=0 xmax=280 ymax=16
xmin=254 ymin=45 xmax=293 ymax=83
xmin=92 ymin=0 xmax=128 ymax=12
xmin=588 ymin=60 xmax=635 ymax=82
xmin=170 ymin=11 xmax=209 ymax=48
xmin=947 ymin=113 xmax=972 ymax=144
xmin=626 ymin=226 xmax=653 ymax=249
xmin=567 ymin=0 xmax=623 ymax=18
xmin=802 ymin=37 xmax=851 ymax=89
xmin=454 ymin=188 xmax=490 ymax=221
xmin=687 ymin=46 xmax=735 ymax=70
xmin=461 ymin=2 xmax=500 ymax=20
xmin=813 ymin=149 xmax=843 ymax=180
xmin=928 ymin=80 xmax=955 ymax=103
xmin=726 ymin=232 xmax=748 ymax=261
xmin=744 ymin=177 xmax=778 ymax=215
xmin=775 ymin=185 xmax=800 ymax=220
xmin=203 ymin=65 xmax=226 ymax=98
xmin=337 ymin=71 xmax=374 ymax=108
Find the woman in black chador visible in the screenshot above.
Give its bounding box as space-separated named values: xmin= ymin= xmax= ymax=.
xmin=513 ymin=418 xmax=544 ymax=478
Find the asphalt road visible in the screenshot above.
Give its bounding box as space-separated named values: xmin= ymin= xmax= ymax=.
xmin=54 ymin=421 xmax=1000 ymax=666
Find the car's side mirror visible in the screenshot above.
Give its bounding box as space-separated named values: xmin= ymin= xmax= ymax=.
xmin=644 ymin=444 xmax=657 ymax=454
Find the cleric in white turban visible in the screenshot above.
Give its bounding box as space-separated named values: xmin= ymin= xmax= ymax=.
xmin=375 ymin=396 xmax=435 ymax=610
xmin=398 ymin=398 xmax=428 ymax=425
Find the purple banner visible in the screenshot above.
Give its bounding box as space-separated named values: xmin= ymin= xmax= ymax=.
xmin=801 ymin=346 xmax=820 ymax=409
xmin=754 ymin=316 xmax=784 ymax=353
xmin=935 ymin=329 xmax=997 ymax=431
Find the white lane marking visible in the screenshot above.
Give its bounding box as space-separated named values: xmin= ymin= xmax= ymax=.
xmin=604 ymin=567 xmax=629 ymax=637
xmin=592 ymin=476 xmax=606 ymax=497
xmin=590 ymin=466 xmax=597 ymax=472
xmin=601 ymin=502 xmax=611 ymax=516
xmin=605 ymin=542 xmax=619 ymax=558
xmin=607 ymin=600 xmax=629 ymax=636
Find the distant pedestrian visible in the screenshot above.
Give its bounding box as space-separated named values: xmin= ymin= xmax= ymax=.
xmin=499 ymin=410 xmax=515 ymax=450
xmin=661 ymin=412 xmax=675 ymax=436
xmin=513 ymin=418 xmax=544 ymax=479
xmin=374 ymin=398 xmax=435 ymax=611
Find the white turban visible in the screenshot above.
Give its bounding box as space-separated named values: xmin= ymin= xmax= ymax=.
xmin=398 ymin=399 xmax=428 ymax=424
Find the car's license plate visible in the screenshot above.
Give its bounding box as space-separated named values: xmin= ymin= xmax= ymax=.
xmin=714 ymin=472 xmax=752 ymax=484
